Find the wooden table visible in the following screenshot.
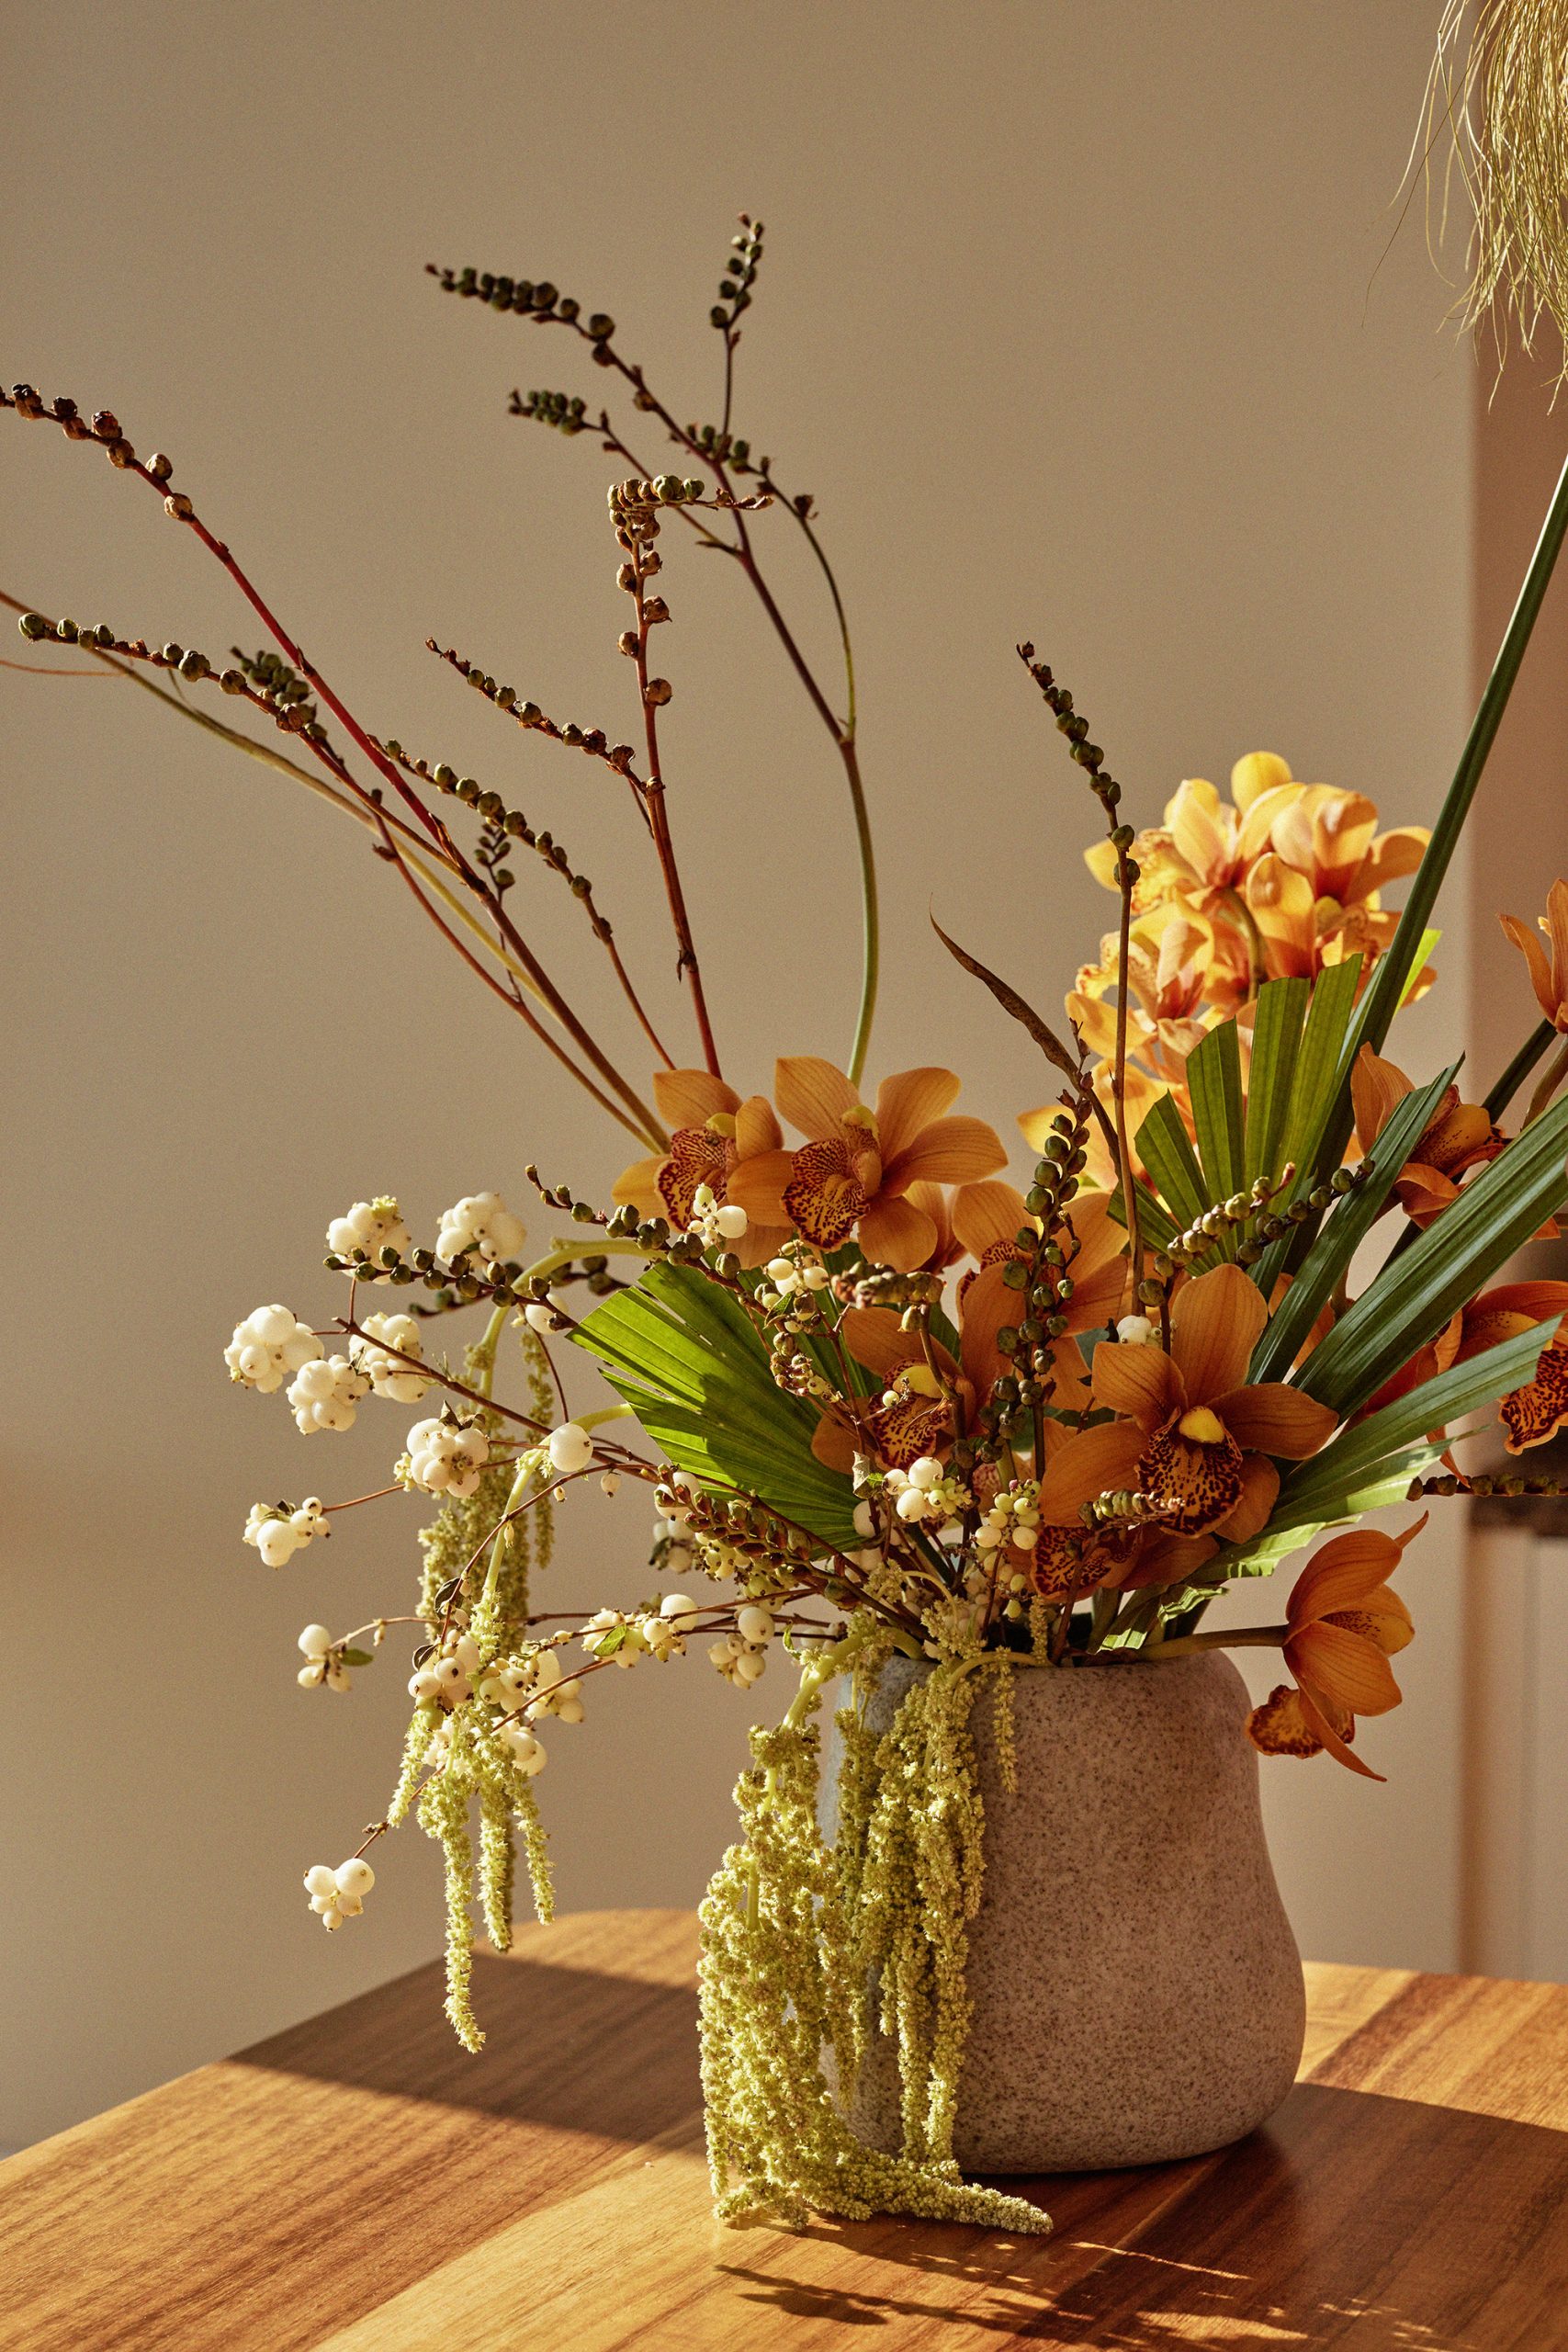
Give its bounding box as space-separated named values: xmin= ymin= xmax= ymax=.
xmin=6 ymin=1910 xmax=1568 ymax=2350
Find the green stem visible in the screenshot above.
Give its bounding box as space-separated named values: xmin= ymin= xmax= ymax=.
xmin=474 ymin=1302 xmax=511 ymax=1399
xmin=578 ymin=1403 xmax=636 ymax=1433
xmin=1526 ymin=1035 xmax=1568 ymax=1125
xmin=480 ymin=1461 xmax=534 ymax=1611
xmin=842 ymin=737 xmax=879 ymax=1090
xmin=1484 ymin=1017 xmax=1557 ymax=1120
xmin=1143 ymin=1623 xmax=1287 ymax=1657
xmin=520 ymin=1235 xmax=651 ymax=1290
xmin=1332 ymin=443 xmax=1568 ymax=1144
xmin=776 ymin=502 xmax=875 ymax=1085
xmin=1072 ymin=1623 xmax=1288 ymax=1663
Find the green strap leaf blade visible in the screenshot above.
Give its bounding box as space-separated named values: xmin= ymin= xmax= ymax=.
xmin=1186 ymin=1018 xmax=1245 ymax=1205
xmin=1294 ymin=1093 xmax=1568 ymax=1417
xmin=1278 ymin=1323 xmax=1552 ymax=1530
xmin=572 ymin=1261 xmax=858 ymax=1547
xmin=1248 ymin=957 xmax=1366 ymax=1297
xmin=1282 ymin=956 xmax=1363 ymax=1181
xmin=1134 ymin=1093 xmax=1209 ymax=1227
xmin=1244 ymin=977 xmax=1309 ymax=1188
xmin=1248 ymin=1060 xmax=1459 ymax=1385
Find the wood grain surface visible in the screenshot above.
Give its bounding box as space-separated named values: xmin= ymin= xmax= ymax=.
xmin=6 ymin=1909 xmax=1568 ymax=2349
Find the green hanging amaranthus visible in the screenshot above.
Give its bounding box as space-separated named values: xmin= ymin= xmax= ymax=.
xmin=698 ymin=1635 xmax=1048 ymax=2233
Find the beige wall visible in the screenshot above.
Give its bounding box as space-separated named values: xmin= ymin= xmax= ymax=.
xmin=0 ymin=0 xmax=1527 ymax=2145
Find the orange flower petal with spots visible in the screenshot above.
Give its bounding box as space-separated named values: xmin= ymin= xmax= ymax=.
xmin=1247 ymin=1683 xmax=1325 ymax=1759
xmin=783 ymin=1137 xmax=868 ymax=1249
xmin=1134 ymin=1414 xmax=1246 ymax=1536
xmin=657 ymin=1126 xmax=729 ymax=1226
xmin=867 ymin=1382 xmax=954 ymax=1468
xmin=1029 ymin=1526 xmax=1105 ymax=1602
xmin=1501 ymin=1338 xmax=1568 ymax=1453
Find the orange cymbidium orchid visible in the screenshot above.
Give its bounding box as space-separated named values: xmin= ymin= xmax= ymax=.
xmin=727 ymin=1058 xmax=1007 ymax=1274
xmin=1349 ymin=1046 xmax=1506 ymax=1227
xmin=953 ymin=1182 xmax=1130 ymax=1408
xmin=1501 ymin=878 xmax=1568 ymax=1032
xmin=1363 ymin=1282 xmax=1568 ymax=1456
xmin=613 ymin=1069 xmax=791 ymax=1268
xmin=1246 ymin=1520 xmax=1421 ymax=1780
xmin=809 ymin=1304 xmax=985 ymax=1474
xmin=1035 ymin=1262 xmax=1338 ymax=1543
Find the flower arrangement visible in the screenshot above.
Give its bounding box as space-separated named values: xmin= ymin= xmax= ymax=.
xmin=12 ymin=30 xmax=1568 ymax=2233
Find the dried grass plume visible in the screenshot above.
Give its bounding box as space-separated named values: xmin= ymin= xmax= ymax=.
xmin=1420 ymin=0 xmax=1568 ymax=371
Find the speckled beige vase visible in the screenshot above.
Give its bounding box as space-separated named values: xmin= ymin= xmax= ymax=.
xmin=824 ymin=1650 xmax=1305 ymax=2174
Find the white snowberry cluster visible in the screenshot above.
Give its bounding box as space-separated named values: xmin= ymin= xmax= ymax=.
xmin=472 ymin=1646 xmax=586 ymax=1768
xmin=547 ymin=1422 xmax=594 ymax=1476
xmin=642 ymin=1590 xmax=704 ymax=1659
xmin=1115 ymin=1313 xmax=1156 ymax=1345
xmin=654 ymin=1477 xmax=698 ymax=1574
xmin=403 ymin=1411 xmax=491 ymax=1497
xmin=288 ymin=1353 xmax=369 ymax=1435
xmin=708 ymin=1601 xmax=774 ymax=1687
xmin=244 ymin=1496 xmax=329 ymax=1568
xmin=581 ymin=1607 xmax=644 ymax=1667
xmin=325 ymin=1197 xmax=412 ymax=1272
xmin=225 ymin=1305 xmax=321 ymax=1394
xmin=349 ymin=1311 xmax=431 ymax=1403
xmin=686 ymin=1182 xmax=749 ymax=1250
xmin=436 ymin=1191 xmax=527 ymax=1265
xmin=304 ymin=1857 xmax=374 ymax=1930
xmin=408 ymin=1628 xmax=483 ymax=1706
xmin=756 ymin=1250 xmax=832 ymax=1316
xmin=297 ymin=1623 xmax=351 ymax=1691
xmin=886 ymin=1454 xmax=971 ymax=1531
xmin=525 ymin=1647 xmax=585 ymax=1722
xmin=975 ymin=1478 xmax=1042 ymax=1556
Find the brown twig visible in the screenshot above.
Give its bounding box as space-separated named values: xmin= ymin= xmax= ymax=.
xmin=0 ymin=392 xmax=668 ymax=1152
